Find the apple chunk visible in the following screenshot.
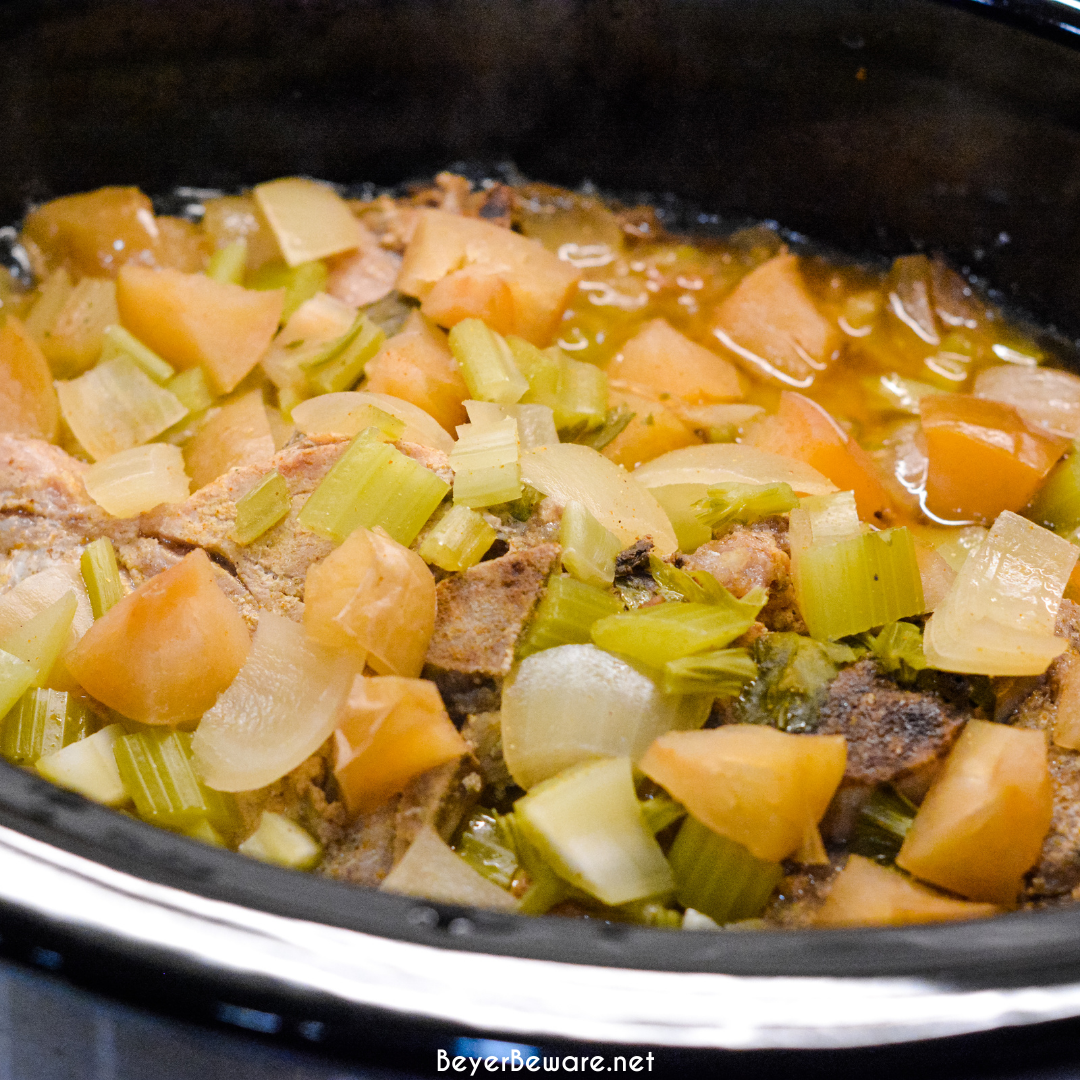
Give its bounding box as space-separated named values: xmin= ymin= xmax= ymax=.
xmin=66 ymin=549 xmax=250 ymax=725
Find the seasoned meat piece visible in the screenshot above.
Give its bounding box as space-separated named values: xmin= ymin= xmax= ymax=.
xmin=763 ymin=860 xmax=842 ymax=928
xmin=317 ymin=754 xmax=482 ymax=887
xmin=678 ymin=518 xmax=803 ymax=632
xmin=817 ymin=660 xmax=969 ymax=786
xmin=461 ymin=710 xmax=515 ymax=805
xmin=615 ymin=539 xmax=653 ymax=578
xmin=424 ymin=543 xmax=559 ymax=719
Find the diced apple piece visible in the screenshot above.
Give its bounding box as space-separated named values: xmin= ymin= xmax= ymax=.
xmin=0 ymin=316 xmax=59 ymax=439
xmin=154 ymin=216 xmax=211 ymax=273
xmin=41 ymin=277 xmax=118 ymax=376
xmin=712 ymin=253 xmax=841 ymax=389
xmin=921 ymin=393 xmax=1068 ymax=522
xmin=305 ymin=526 xmax=436 ymax=677
xmin=36 ymin=724 xmax=128 ymax=806
xmin=66 ymin=549 xmax=250 ymax=725
xmin=291 ymin=390 xmax=455 ymax=454
xmin=22 ymin=187 xmax=161 ymax=277
xmin=333 ymin=675 xmax=467 ymax=815
xmin=421 ymin=268 xmax=518 ymax=337
xmin=201 ymin=195 xmax=282 ymax=273
xmin=746 ymin=391 xmax=894 ymax=523
xmin=896 ymin=719 xmax=1052 ymax=903
xmin=601 ymin=387 xmax=701 ymax=470
xmin=397 ymin=209 xmax=581 ymax=346
xmin=254 ymin=178 xmax=362 ymax=267
xmin=639 ymin=725 xmax=847 ymax=862
xmin=363 ymin=310 xmax=469 ymax=433
xmin=326 ymin=235 xmax=402 ymax=308
xmin=24 ymin=267 xmax=74 ymax=345
xmin=184 ymin=390 xmax=274 ymax=490
xmin=815 ymin=855 xmax=1001 ymax=927
xmin=607 ymin=318 xmax=743 ymax=403
xmin=116 ymin=265 xmax=284 ymax=394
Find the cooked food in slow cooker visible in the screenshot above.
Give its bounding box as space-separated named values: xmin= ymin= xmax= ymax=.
xmin=2 ymin=172 xmax=1080 ymax=931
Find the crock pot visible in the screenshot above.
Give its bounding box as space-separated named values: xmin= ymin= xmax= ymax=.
xmin=4 ymin=0 xmax=1080 ymax=1070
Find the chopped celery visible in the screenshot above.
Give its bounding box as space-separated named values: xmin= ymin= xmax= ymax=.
xmin=206 ymin=239 xmax=248 ymax=285
xmin=80 ymin=537 xmax=124 ymax=618
xmin=560 ymin=500 xmax=622 ymax=587
xmin=1 ymin=688 xmax=88 ymax=765
xmin=418 ymin=504 xmax=497 ymax=571
xmin=0 ymin=651 xmax=35 ymax=719
xmin=113 ymin=728 xmax=238 ymax=833
xmin=507 ymin=403 xmax=558 ymax=450
xmin=297 ymin=428 xmax=450 ymax=546
xmin=514 ymin=757 xmax=674 ymax=906
xmin=795 ymin=527 xmax=925 ymax=641
xmin=662 ymin=647 xmax=758 ymax=697
xmin=850 ymin=785 xmax=916 ymax=865
xmin=1027 ymin=446 xmax=1080 ymax=537
xmin=55 ymin=356 xmax=189 ymax=461
xmin=640 ymin=794 xmax=686 ymax=835
xmin=464 ymin=399 xmax=506 ymax=426
xmin=234 ymin=470 xmax=291 ymax=546
xmin=36 ymin=724 xmax=128 ymax=806
xmin=165 ymin=367 xmax=215 ymax=414
xmin=247 ymin=259 xmax=329 ymax=322
xmin=507 ymin=335 xmax=560 ymax=410
xmin=694 ymin=482 xmax=798 ymax=530
xmin=799 ymin=490 xmax=860 ymax=543
xmin=592 ymin=593 xmax=765 ymax=668
xmin=651 ymin=484 xmax=712 ymax=553
xmin=570 ymin=404 xmax=636 ymax=451
xmin=238 ymin=811 xmax=322 ymax=870
xmin=449 ymin=319 xmax=529 ymax=405
xmin=450 ymin=417 xmax=522 ymax=508
xmin=863 ymin=372 xmax=943 ymax=416
xmin=553 ymin=356 xmax=608 ymax=434
xmin=731 ymin=632 xmax=858 ymax=733
xmin=496 ymin=811 xmax=574 ymax=915
xmin=517 ymin=575 xmax=624 ymax=658
xmin=302 ymin=314 xmax=385 ymax=395
xmin=648 ymin=554 xmax=744 ymax=606
xmin=610 ymin=899 xmax=683 ymax=929
xmin=99 ymin=324 xmax=174 ymax=383
xmin=0 ymin=591 xmax=77 ymax=686
xmin=183 ymin=818 xmax=226 ymax=847
xmin=869 ymin=621 xmax=927 ymax=684
xmin=667 ymin=816 xmax=783 ymax=925
xmin=455 ymin=809 xmax=519 ymax=890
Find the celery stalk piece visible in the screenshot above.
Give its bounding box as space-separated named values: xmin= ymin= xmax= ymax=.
xmin=297 ymin=428 xmax=450 ymax=546
xmin=36 ymin=724 xmax=128 ymax=806
xmin=869 ymin=621 xmax=927 ymax=683
xmin=667 ymin=815 xmax=783 ymax=924
xmin=234 ymin=470 xmax=291 ymax=546
xmin=553 ymin=357 xmax=608 ymax=434
xmin=517 ymin=576 xmax=624 ymax=658
xmin=514 ymin=756 xmax=674 ymax=906
xmin=1027 ymin=446 xmax=1080 ymax=537
xmin=464 ymin=399 xmax=507 ymax=426
xmin=80 ymin=537 xmax=124 ymax=619
xmin=662 ymin=647 xmax=758 ymax=697
xmin=794 ymin=526 xmax=925 ymax=641
xmin=165 ymin=367 xmax=215 ymax=414
xmin=694 ymin=482 xmax=798 ymax=531
xmin=591 ymin=592 xmax=766 ymax=669
xmin=238 ymin=811 xmax=322 ymax=870
xmin=0 ymin=651 xmax=35 ymax=719
xmin=850 ymin=785 xmax=916 ymax=865
xmin=0 ymin=591 xmax=77 ymax=687
xmin=99 ymin=324 xmax=175 ymax=384
xmin=454 ymin=809 xmax=519 ymax=889
xmin=448 ymin=319 xmax=529 ymax=405
xmin=508 ymin=403 xmax=558 ymax=450
xmin=560 ymin=500 xmax=622 ymax=587
xmin=418 ymin=505 xmax=497 ymax=571
xmin=1 ymin=688 xmax=88 ymax=765
xmin=450 ymin=416 xmax=522 ymax=508
xmin=508 ymin=336 xmax=561 ymax=412
xmin=302 ymin=314 xmax=386 ymax=396
xmin=640 ymin=795 xmax=686 ymax=835
xmin=571 ymin=404 xmax=636 ymax=452
xmin=55 ymin=356 xmax=189 ymax=461
xmin=183 ymin=818 xmax=226 ymax=847
xmin=799 ymin=490 xmax=860 ymax=543
xmin=206 ymin=239 xmax=248 ymax=285
xmin=651 ymin=484 xmax=712 ymax=553
xmin=114 ymin=729 xmax=239 ymax=833
xmin=247 ymin=259 xmax=329 ymax=322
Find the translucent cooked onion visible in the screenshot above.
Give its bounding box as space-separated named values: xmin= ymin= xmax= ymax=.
xmin=924 ymin=510 xmax=1078 ymax=675
xmin=83 ymin=444 xmax=190 ymax=517
xmin=192 ymin=612 xmax=363 ymax=791
xmin=291 ymin=390 xmax=455 ymax=453
xmin=632 ymin=443 xmax=838 ymax=496
xmin=974 ymin=365 xmax=1080 ymax=437
xmin=520 ymin=443 xmax=678 ymax=555
xmin=501 ymin=643 xmax=710 ymax=790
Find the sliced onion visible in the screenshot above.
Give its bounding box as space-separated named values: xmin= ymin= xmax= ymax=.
xmin=632 ymin=443 xmax=838 ymax=496
xmin=291 ymin=390 xmax=455 ymax=454
xmin=192 ymin=612 xmax=363 ymax=791
xmin=83 ymin=444 xmax=189 ymax=517
xmin=501 ymin=643 xmax=710 ymax=790
xmin=974 ymin=365 xmax=1080 ymax=437
xmin=520 ymin=443 xmax=678 ymax=554
xmin=924 ymin=510 xmax=1078 ymax=676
